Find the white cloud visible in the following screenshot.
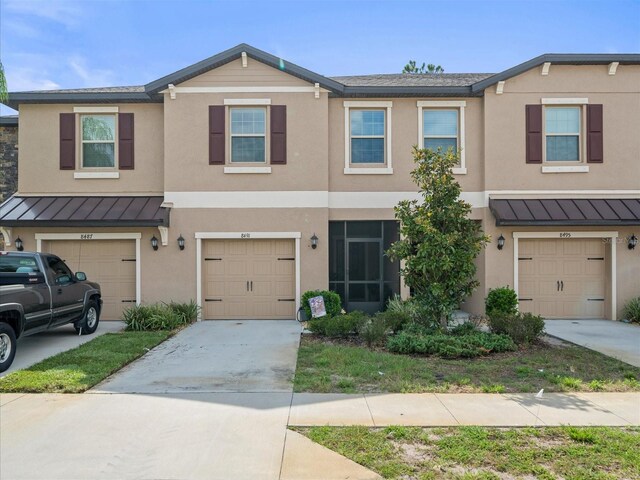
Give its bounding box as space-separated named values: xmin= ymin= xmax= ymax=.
xmin=3 ymin=0 xmax=85 ymax=27
xmin=5 ymin=66 xmax=60 ymax=91
xmin=1 ymin=19 xmax=41 ymax=39
xmin=68 ymin=56 xmax=115 ymax=87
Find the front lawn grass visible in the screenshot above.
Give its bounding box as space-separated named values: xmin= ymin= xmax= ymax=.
xmin=297 ymin=425 xmax=640 ymax=479
xmin=0 ymin=331 xmax=172 ymax=393
xmin=294 ymin=335 xmax=640 ymax=393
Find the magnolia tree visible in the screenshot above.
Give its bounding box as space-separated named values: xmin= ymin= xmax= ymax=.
xmin=387 ymin=146 xmax=488 ymax=328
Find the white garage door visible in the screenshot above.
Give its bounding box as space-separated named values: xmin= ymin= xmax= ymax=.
xmin=518 ymin=238 xmax=606 ymax=319
xmin=43 ymin=240 xmax=136 ymax=320
xmin=203 ymin=239 xmax=296 ymax=320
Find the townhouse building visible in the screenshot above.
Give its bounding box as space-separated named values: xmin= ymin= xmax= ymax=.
xmin=1 ymin=44 xmax=638 ymax=321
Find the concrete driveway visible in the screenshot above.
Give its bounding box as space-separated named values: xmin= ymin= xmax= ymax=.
xmin=545 ymin=319 xmax=640 ymax=367
xmin=1 ymin=320 xmax=302 ymax=480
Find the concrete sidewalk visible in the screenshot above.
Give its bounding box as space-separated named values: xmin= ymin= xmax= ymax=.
xmin=289 ymin=392 xmax=640 ymax=427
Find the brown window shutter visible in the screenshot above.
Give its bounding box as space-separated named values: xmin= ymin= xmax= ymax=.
xmin=525 ymin=105 xmax=542 ymax=164
xmin=59 ymin=113 xmax=76 ymax=170
xmin=270 ymin=105 xmax=287 ymax=165
xmin=587 ymin=104 xmax=603 ymax=163
xmin=118 ymin=113 xmax=135 ymax=170
xmin=209 ymin=106 xmax=225 ymax=165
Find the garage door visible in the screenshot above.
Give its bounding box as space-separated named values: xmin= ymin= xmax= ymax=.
xmin=203 ymin=239 xmax=296 ymax=320
xmin=518 ymin=238 xmax=606 ymax=319
xmin=43 ymin=240 xmax=136 ymax=320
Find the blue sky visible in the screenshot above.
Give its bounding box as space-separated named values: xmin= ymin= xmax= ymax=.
xmin=1 ymin=0 xmax=639 ymax=114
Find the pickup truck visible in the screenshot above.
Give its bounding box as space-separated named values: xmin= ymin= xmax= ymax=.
xmin=0 ymin=251 xmax=102 ymax=372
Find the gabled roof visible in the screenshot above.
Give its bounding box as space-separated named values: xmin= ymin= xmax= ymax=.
xmin=472 ymin=53 xmax=640 ymax=92
xmin=145 ymin=43 xmax=345 ymax=95
xmin=3 ymin=47 xmax=640 ymax=109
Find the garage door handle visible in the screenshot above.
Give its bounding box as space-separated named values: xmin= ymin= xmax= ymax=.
xmin=588 ymin=298 xmax=605 ymax=302
xmin=519 ymin=298 xmax=533 ymax=301
xmin=250 ymin=281 xmax=253 ymax=291
xmin=121 ymin=259 xmax=136 ymax=262
xmin=205 ymin=299 xmax=222 ymax=302
xmin=560 ymin=280 xmax=564 ymax=292
xmin=557 ymin=280 xmax=560 ymax=292
xmin=121 ymin=300 xmax=136 ymax=303
xmin=278 ymin=299 xmax=295 ymax=302
xmin=247 ymin=281 xmax=249 ymax=291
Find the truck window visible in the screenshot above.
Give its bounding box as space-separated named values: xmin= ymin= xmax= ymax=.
xmin=0 ymin=255 xmax=41 ymax=273
xmin=47 ymin=256 xmax=74 ymax=284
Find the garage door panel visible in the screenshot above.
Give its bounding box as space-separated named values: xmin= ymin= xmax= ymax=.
xmin=519 ymin=238 xmax=605 ymax=319
xmin=203 ymin=239 xmax=296 ymax=320
xmin=44 ymin=239 xmax=137 ymax=321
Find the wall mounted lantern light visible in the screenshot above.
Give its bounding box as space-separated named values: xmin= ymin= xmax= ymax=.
xmin=497 ymin=234 xmax=505 ymax=250
xmin=629 ymin=234 xmax=638 ymax=250
xmin=177 ymin=234 xmax=185 ymax=251
xmin=150 ymin=235 xmax=159 ymax=251
xmin=310 ymin=233 xmax=318 ymax=250
xmin=15 ymin=237 xmax=24 ymax=251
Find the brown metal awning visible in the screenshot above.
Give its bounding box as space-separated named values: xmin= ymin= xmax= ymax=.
xmin=489 ymin=198 xmax=640 ymax=226
xmin=0 ymin=196 xmax=170 ymax=227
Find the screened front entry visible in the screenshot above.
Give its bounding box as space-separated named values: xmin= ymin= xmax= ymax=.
xmin=329 ymin=221 xmax=400 ymax=314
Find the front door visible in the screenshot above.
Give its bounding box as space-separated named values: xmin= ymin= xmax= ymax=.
xmin=346 ymin=239 xmax=383 ymax=314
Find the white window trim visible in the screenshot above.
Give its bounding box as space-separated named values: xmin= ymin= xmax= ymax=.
xmin=229 ymin=106 xmax=267 ymax=164
xmin=417 ymin=100 xmax=466 ymax=174
xmin=541 ymin=98 xmax=589 ymax=105
xmin=73 ymin=106 xmax=119 ymax=113
xmin=343 ymin=101 xmax=392 ymax=174
xmin=80 ymin=113 xmax=118 ymax=170
xmin=74 ymin=172 xmax=120 ymax=179
xmin=543 ymin=104 xmax=584 ymax=164
xmin=223 ymin=167 xmax=271 ymax=174
xmin=512 ymin=231 xmax=617 ymax=320
xmin=195 ymin=232 xmax=301 ymax=320
xmin=224 ymin=98 xmax=271 ymax=105
xmin=541 ymin=165 xmax=589 ymax=174
xmin=34 ymin=232 xmax=141 ymax=307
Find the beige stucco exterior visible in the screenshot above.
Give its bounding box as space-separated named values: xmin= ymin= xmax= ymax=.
xmin=17 ymin=104 xmax=164 ymax=195
xmin=3 ymin=53 xmax=639 ymax=321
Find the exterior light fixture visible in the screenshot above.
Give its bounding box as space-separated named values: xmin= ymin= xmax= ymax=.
xmin=15 ymin=237 xmax=24 ymax=251
xmin=177 ymin=234 xmax=185 ymax=251
xmin=150 ymin=235 xmax=159 ymax=251
xmin=497 ymin=234 xmax=505 ymax=250
xmin=310 ymin=233 xmax=318 ymax=250
xmin=629 ymin=234 xmax=638 ymax=250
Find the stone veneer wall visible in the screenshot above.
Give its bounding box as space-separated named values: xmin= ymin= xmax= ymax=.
xmin=0 ymin=125 xmax=18 ymax=203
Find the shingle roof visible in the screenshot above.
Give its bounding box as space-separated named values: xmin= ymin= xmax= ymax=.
xmin=15 ymin=86 xmax=145 ymax=94
xmin=330 ymin=73 xmax=493 ymax=87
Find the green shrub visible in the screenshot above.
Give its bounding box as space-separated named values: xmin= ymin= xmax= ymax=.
xmin=488 ymin=311 xmax=545 ymax=344
xmin=123 ymin=301 xmax=198 ymax=331
xmin=359 ymin=315 xmax=390 ymax=347
xmin=449 ymin=322 xmax=478 ymax=336
xmin=622 ymin=297 xmax=640 ymax=323
xmin=386 ymin=330 xmax=515 ymax=358
xmin=386 ymin=295 xmax=440 ymax=330
xmin=485 ymin=287 xmax=518 ymax=317
xmin=301 ymin=290 xmax=343 ymax=319
xmin=308 ymin=311 xmax=368 ymax=337
xmin=375 ymin=309 xmax=411 ymax=333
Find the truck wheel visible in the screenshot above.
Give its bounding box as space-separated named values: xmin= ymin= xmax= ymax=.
xmin=75 ymin=300 xmax=100 ymax=335
xmin=0 ymin=324 xmax=17 ymax=373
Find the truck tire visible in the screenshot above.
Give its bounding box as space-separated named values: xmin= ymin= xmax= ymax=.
xmin=0 ymin=323 xmax=17 ymax=373
xmin=75 ymin=300 xmax=100 ymax=335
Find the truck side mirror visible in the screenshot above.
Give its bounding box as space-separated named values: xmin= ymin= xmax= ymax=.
xmin=74 ymin=272 xmax=87 ymax=282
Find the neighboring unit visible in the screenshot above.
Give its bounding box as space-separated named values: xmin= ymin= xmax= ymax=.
xmin=1 ymin=45 xmax=638 ymax=321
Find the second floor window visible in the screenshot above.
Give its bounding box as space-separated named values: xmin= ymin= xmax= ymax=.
xmin=82 ymin=115 xmax=116 ymax=168
xmin=230 ymin=107 xmax=266 ymax=163
xmin=423 ymin=109 xmax=458 ymax=152
xmin=545 ymin=107 xmax=580 ymax=162
xmin=350 ymin=109 xmax=385 ymax=164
